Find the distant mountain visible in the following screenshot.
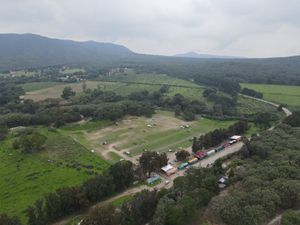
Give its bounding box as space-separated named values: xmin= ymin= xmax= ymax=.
xmin=174 ymin=51 xmax=241 ymax=59
xmin=0 ymin=33 xmax=135 ymax=70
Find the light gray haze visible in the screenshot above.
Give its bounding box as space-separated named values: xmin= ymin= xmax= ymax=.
xmin=0 ymin=0 xmax=300 ymax=57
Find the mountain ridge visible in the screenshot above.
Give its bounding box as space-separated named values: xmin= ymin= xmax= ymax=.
xmin=173 ymin=51 xmax=242 ymax=59
xmin=0 ymin=33 xmax=135 ymax=70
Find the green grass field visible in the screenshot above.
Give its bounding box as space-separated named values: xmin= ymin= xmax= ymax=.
xmin=111 ymin=194 xmax=133 ymax=207
xmin=60 ymin=67 xmax=85 ymax=74
xmin=22 ymin=69 xmax=206 ymax=103
xmin=20 ymin=81 xmax=63 ymax=92
xmin=236 ymin=95 xmax=283 ymax=116
xmin=241 ymin=83 xmax=300 ymax=110
xmin=62 ymin=111 xmax=236 ymax=162
xmin=0 ymin=128 xmax=110 ymax=222
xmin=108 ymin=69 xmax=201 ymax=87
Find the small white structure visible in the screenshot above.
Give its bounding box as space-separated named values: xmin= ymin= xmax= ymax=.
xmin=161 ymin=164 xmax=177 ymax=176
xmin=229 ymin=135 xmax=242 ymax=145
xmin=161 ymin=164 xmax=173 ymax=172
xmin=218 ymin=176 xmax=228 ymax=189
xmin=229 ymin=135 xmax=242 ymax=141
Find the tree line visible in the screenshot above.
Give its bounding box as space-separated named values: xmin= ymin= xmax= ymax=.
xmin=80 ymin=166 xmax=221 ymax=225
xmin=192 ymin=121 xmax=249 ymax=152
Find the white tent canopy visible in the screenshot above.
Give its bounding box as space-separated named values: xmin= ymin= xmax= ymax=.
xmin=161 ymin=164 xmax=174 ymax=172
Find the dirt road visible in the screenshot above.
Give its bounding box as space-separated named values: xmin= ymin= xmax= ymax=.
xmin=241 ymin=94 xmax=292 ymax=116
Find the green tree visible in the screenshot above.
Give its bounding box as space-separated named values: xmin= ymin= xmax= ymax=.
xmin=139 ymin=152 xmax=168 ymax=177
xmin=61 ymin=87 xmax=76 ymax=99
xmin=108 ymin=160 xmax=134 ymax=192
xmin=81 ymin=204 xmax=120 ymax=225
xmin=17 ymin=132 xmax=47 ymax=153
xmin=175 ymin=150 xmax=190 ymax=162
xmin=281 ymin=210 xmax=300 ymax=225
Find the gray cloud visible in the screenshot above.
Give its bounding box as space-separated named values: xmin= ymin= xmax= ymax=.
xmin=0 ymin=0 xmax=300 ymax=57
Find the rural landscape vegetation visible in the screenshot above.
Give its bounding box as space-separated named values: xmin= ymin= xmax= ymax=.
xmin=0 ymin=2 xmax=300 ymax=225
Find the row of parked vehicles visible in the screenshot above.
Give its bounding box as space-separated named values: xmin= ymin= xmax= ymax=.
xmin=177 ymin=135 xmax=242 ymax=170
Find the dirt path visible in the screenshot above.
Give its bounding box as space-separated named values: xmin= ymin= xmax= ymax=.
xmin=266 ymin=209 xmax=300 ymax=225
xmin=241 ymin=94 xmax=292 ymax=116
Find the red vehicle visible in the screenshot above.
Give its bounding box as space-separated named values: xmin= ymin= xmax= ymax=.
xmin=194 ymin=151 xmax=206 ymax=160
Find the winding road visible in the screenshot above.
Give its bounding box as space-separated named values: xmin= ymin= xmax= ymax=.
xmin=241 ymin=94 xmax=292 ymax=116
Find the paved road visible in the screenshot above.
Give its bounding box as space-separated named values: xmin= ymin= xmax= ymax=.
xmin=52 ymin=142 xmax=244 ymax=225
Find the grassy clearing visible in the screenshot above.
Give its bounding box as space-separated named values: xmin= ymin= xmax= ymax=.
xmin=111 ymin=194 xmax=133 ymax=207
xmin=0 ymin=128 xmax=109 ymax=222
xmin=236 ymin=95 xmax=283 ymax=116
xmin=60 ymin=67 xmax=85 ymax=74
xmin=60 ymin=120 xmax=113 ymax=132
xmin=72 ymin=111 xmax=236 ymax=162
xmin=20 ymin=81 xmax=63 ymax=92
xmin=126 ymin=117 xmax=235 ymax=156
xmin=241 ymin=83 xmax=300 ymax=109
xmin=22 ymin=81 xmax=119 ymax=101
xmin=107 ymin=152 xmax=123 ymax=163
xmin=108 ymin=68 xmax=200 ymax=87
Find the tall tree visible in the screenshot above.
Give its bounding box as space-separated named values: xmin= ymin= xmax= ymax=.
xmin=139 ymin=152 xmax=168 ymax=177
xmin=61 ymin=87 xmax=76 ymax=99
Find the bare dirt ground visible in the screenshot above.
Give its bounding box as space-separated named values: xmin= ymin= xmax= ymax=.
xmin=85 ymin=112 xmax=195 ymax=162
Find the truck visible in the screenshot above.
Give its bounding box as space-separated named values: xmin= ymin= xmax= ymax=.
xmin=206 ymin=149 xmax=215 ymax=156
xmin=188 ymin=157 xmax=199 ymax=165
xmin=194 ymin=151 xmax=206 ymax=160
xmin=177 ymin=162 xmax=189 ymax=170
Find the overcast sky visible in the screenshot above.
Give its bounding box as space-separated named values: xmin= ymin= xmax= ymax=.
xmin=0 ymin=0 xmax=300 ymax=57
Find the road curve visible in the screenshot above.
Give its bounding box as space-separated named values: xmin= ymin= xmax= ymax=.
xmin=241 ymin=94 xmax=292 ymax=116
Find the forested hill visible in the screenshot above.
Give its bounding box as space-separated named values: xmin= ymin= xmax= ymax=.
xmin=1 ymin=33 xmax=300 ymax=85
xmin=0 ymin=33 xmax=135 ymax=70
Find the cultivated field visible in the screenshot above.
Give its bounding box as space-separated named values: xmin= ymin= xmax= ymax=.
xmin=21 ymin=81 xmax=120 ymax=101
xmin=0 ymin=128 xmax=109 ymax=222
xmin=21 ymin=69 xmax=206 ymax=102
xmin=236 ymin=95 xmax=284 ymax=116
xmin=241 ymin=83 xmax=300 ymax=109
xmin=61 ymin=111 xmax=236 ymax=164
